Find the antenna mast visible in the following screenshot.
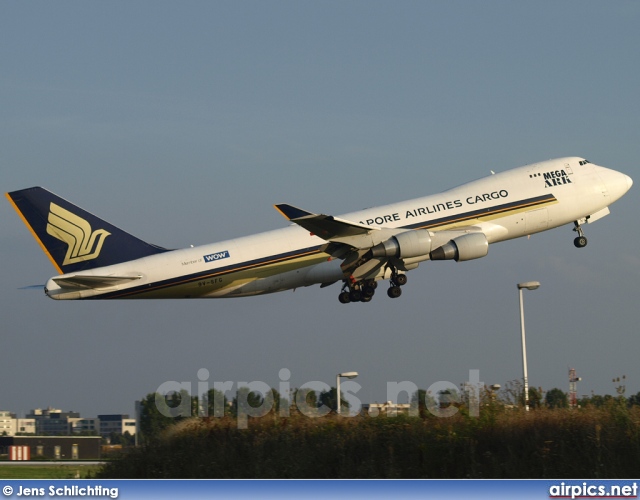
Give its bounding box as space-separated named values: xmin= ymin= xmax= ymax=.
xmin=568 ymin=367 xmax=581 ymax=408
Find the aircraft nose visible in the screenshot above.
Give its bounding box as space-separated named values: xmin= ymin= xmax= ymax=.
xmin=601 ymin=169 xmax=633 ymax=202
xmin=595 ymin=167 xmax=633 ymax=203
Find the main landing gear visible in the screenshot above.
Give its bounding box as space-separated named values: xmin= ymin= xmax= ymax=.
xmin=338 ymin=270 xmax=408 ymax=304
xmin=387 ymin=270 xmax=406 ymax=299
xmin=338 ymin=280 xmax=377 ymax=304
xmin=573 ymin=220 xmax=588 ymax=248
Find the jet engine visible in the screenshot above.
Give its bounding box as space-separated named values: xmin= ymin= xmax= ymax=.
xmin=429 ymin=233 xmax=488 ymax=262
xmin=370 ymin=229 xmax=432 ymax=259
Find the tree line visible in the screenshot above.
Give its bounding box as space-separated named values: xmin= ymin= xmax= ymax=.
xmin=139 ymin=386 xmax=352 ymax=442
xmin=137 ymin=382 xmax=640 ymax=443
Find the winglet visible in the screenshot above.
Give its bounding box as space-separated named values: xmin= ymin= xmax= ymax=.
xmin=274 ymin=203 xmax=314 ymax=221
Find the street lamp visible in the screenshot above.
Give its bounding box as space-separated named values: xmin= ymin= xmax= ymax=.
xmin=517 ymin=281 xmax=540 ymax=412
xmin=489 ymin=384 xmax=501 ymax=405
xmin=337 ymin=371 xmax=358 ymax=415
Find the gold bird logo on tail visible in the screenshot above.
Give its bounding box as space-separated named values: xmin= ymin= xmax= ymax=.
xmin=46 ymin=202 xmax=111 ymax=266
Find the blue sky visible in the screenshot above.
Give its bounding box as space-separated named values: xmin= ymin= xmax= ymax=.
xmin=1 ymin=1 xmax=639 ymax=417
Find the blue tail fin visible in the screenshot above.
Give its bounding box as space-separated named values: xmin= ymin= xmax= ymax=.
xmin=6 ymin=187 xmax=168 ymax=274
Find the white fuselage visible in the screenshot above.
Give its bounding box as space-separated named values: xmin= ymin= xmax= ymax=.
xmin=44 ymin=157 xmax=632 ymax=300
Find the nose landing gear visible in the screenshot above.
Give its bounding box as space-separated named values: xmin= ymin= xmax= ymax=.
xmin=573 ymin=220 xmax=588 ymax=248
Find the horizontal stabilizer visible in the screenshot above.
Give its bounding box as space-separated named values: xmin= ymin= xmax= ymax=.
xmin=274 ymin=203 xmax=376 ymax=240
xmin=52 ymin=275 xmax=142 ymax=290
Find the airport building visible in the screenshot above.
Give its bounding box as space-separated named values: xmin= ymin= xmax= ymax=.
xmin=1 ymin=407 xmax=136 ymax=460
xmin=0 ymin=435 xmax=101 ymax=460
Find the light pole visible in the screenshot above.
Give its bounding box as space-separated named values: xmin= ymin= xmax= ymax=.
xmin=490 ymin=384 xmax=501 ymax=404
xmin=336 ymin=371 xmax=358 ymax=415
xmin=518 ymin=281 xmax=540 ymax=412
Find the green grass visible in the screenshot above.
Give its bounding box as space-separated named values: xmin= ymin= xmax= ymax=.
xmin=0 ymin=465 xmax=101 ymax=479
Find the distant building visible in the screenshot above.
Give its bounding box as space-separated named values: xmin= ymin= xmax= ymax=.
xmin=361 ymin=401 xmax=412 ymax=417
xmin=12 ymin=419 xmax=36 ymax=435
xmin=26 ymin=408 xmax=80 ymax=435
xmin=4 ymin=408 xmax=136 ymax=439
xmin=0 ymin=411 xmax=36 ymax=436
xmin=97 ymin=414 xmax=136 ymax=438
xmin=69 ymin=418 xmax=100 ymax=435
xmin=0 ymin=411 xmax=13 ymax=435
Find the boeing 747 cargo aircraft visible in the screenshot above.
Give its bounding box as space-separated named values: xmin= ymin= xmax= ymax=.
xmin=6 ymin=157 xmax=632 ymax=303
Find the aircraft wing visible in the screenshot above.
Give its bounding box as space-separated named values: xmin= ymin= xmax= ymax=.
xmin=275 ymin=204 xmax=398 ymax=280
xmin=275 ymin=203 xmax=490 ymax=283
xmin=52 ymin=275 xmax=142 ymax=290
xmin=274 ymin=204 xmax=378 ymax=240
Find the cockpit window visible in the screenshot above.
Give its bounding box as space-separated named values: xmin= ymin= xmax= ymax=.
xmin=579 ymin=160 xmax=591 ymax=166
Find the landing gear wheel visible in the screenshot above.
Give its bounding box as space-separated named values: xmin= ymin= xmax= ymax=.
xmin=573 ymin=220 xmax=587 ymax=248
xmin=574 ymin=236 xmax=588 ymax=248
xmin=338 ymin=291 xmax=351 ymax=304
xmin=394 ymin=274 xmax=408 ymax=286
xmin=361 ymin=295 xmax=373 ymax=303
xmin=387 ymin=286 xmax=402 ymax=299
xmin=362 ymin=284 xmax=376 ymax=297
xmin=349 ymin=289 xmax=362 ymax=302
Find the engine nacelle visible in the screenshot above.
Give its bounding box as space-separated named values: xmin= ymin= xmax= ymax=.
xmin=370 ymin=229 xmax=432 ymax=259
xmin=429 ymin=233 xmax=488 ymax=262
